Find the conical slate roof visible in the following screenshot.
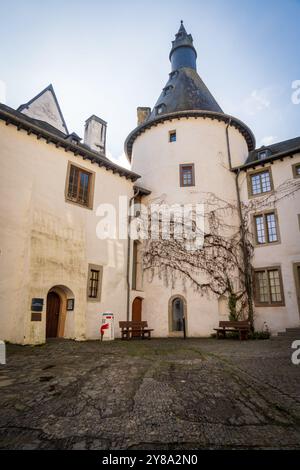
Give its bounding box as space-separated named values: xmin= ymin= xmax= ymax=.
xmin=125 ymin=22 xmax=255 ymax=159
xmin=148 ymin=22 xmax=223 ymax=120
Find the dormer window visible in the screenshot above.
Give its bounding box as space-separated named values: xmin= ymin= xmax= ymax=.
xmin=169 ymin=70 xmax=178 ymax=80
xmin=163 ymin=85 xmax=173 ymax=96
xmin=258 ymin=149 xmax=270 ymax=160
xmin=156 ymin=104 xmax=166 ymax=115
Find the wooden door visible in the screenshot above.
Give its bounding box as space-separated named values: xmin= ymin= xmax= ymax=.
xmin=132 ymin=297 xmax=142 ymax=337
xmin=46 ymin=292 xmax=60 ymax=338
xmin=132 ymin=297 xmax=142 ymax=322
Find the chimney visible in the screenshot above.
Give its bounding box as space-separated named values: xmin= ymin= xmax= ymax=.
xmin=137 ymin=107 xmax=151 ymax=126
xmin=84 ymin=115 xmax=107 ymax=155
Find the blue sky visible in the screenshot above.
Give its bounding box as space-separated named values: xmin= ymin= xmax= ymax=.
xmin=0 ymin=0 xmax=299 ymax=167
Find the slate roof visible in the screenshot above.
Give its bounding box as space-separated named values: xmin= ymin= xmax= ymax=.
xmin=148 ymin=23 xmax=222 ymax=120
xmin=148 ymin=66 xmax=223 ymax=120
xmin=232 ymin=136 xmax=300 ymax=172
xmin=246 ymin=137 xmax=300 ymax=164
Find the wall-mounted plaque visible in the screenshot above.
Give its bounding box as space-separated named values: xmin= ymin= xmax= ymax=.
xmin=31 ymin=312 xmax=42 ymax=321
xmin=67 ymin=298 xmax=75 ymax=311
xmin=31 ymin=298 xmax=44 ymax=312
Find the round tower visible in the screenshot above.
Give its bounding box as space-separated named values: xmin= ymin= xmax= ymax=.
xmin=125 ymin=23 xmax=255 ymax=337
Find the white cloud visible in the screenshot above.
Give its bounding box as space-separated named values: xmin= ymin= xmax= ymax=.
xmin=260 ymin=135 xmax=277 ymax=146
xmin=243 ymin=89 xmax=271 ymax=115
xmin=106 ymin=150 xmax=131 ymax=170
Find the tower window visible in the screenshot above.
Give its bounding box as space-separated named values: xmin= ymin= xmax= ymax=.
xmin=169 ymin=130 xmax=176 ymax=142
xmin=180 ymin=164 xmax=195 ymax=187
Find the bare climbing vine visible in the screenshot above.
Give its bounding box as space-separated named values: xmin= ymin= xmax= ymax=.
xmin=138 ymin=178 xmax=300 ymax=324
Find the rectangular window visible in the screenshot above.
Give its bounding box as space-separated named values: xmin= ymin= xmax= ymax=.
xmin=251 ymin=171 xmax=272 ymax=194
xmin=292 ymin=163 xmax=300 ymax=178
xmin=254 ymin=212 xmax=279 ymax=244
xmin=66 ymin=163 xmax=93 ymax=208
xmin=169 ymin=130 xmax=176 ymax=142
xmin=180 ymin=164 xmax=195 ymax=187
xmin=87 ymin=264 xmax=103 ymax=301
xmin=254 ymin=267 xmax=284 ymax=306
xmin=248 ymin=169 xmax=273 ymax=196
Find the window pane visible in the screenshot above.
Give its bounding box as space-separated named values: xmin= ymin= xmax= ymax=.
xmin=268 ymin=270 xmax=282 ymax=302
xmin=251 ymin=174 xmax=262 ymax=194
xmin=296 ymin=165 xmax=300 ymax=176
xmin=255 ymin=215 xmax=266 ymax=243
xmin=260 ymin=171 xmax=271 ymax=192
xmin=181 ymin=166 xmax=193 ymax=186
xmin=266 ymin=213 xmax=278 ymax=242
xmin=255 ymin=271 xmax=269 ymax=302
xmin=68 ymin=165 xmax=79 ymax=200
xmin=251 ymin=171 xmax=271 ymax=195
xmin=79 ymin=172 xmax=89 ymax=205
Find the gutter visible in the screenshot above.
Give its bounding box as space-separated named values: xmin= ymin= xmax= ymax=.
xmin=126 ymin=187 xmax=140 ymax=321
xmin=225 ymin=119 xmax=254 ymax=330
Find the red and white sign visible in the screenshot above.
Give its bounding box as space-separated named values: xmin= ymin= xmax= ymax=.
xmin=100 ymin=312 xmax=114 ymax=341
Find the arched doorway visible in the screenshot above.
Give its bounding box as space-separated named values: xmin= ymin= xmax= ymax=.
xmin=168 ymin=295 xmax=187 ymax=336
xmin=46 ymin=291 xmax=60 ymax=338
xmin=46 ymin=285 xmax=75 ymax=340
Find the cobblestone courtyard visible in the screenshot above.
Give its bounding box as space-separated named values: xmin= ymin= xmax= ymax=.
xmin=0 ymin=337 xmax=300 ymax=449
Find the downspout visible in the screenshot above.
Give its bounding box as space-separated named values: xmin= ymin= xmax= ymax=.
xmin=225 ymin=119 xmax=254 ymax=330
xmin=126 ymin=187 xmax=140 ymax=321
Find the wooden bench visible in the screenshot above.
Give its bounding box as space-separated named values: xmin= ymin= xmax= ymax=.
xmin=119 ymin=321 xmax=154 ymax=340
xmin=214 ymin=321 xmax=250 ymax=340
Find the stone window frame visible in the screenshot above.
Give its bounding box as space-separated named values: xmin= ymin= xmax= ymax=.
xmin=87 ymin=264 xmax=103 ymax=302
xmin=169 ymin=130 xmax=176 ymax=143
xmin=253 ymin=266 xmax=285 ymax=307
xmin=179 ymin=163 xmax=195 ymax=187
xmin=292 ymin=162 xmax=300 ymax=179
xmin=252 ymin=209 xmax=281 ymax=247
xmin=65 ymin=161 xmax=95 ymax=210
xmin=247 ymin=166 xmax=274 ymax=199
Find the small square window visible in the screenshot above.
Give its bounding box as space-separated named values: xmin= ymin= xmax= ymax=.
xmin=180 ymin=164 xmax=195 ymax=187
xmin=169 ymin=131 xmax=176 ymax=142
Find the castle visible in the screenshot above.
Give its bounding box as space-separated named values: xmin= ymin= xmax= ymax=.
xmin=0 ymin=23 xmax=299 ymax=344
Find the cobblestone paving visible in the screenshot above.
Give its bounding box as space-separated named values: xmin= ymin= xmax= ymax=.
xmin=0 ymin=337 xmax=299 ymax=449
